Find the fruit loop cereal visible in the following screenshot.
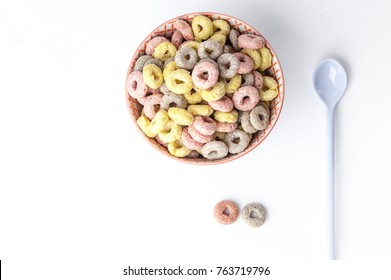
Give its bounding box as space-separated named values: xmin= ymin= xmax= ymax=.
xmin=192 ymin=15 xmax=213 ymax=42
xmin=127 ymin=15 xmax=280 ymax=160
xmin=241 ymin=203 xmax=267 ymax=227
xmin=213 ymin=200 xmax=239 ymax=225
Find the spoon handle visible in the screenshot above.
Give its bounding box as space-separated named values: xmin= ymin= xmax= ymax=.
xmin=327 ymin=108 xmax=336 ymax=260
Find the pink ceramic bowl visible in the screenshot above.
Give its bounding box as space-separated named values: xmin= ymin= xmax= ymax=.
xmin=125 ymin=12 xmax=284 ymax=165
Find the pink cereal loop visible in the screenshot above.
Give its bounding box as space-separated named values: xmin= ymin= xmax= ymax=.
xmin=143 ymin=93 xmax=163 ymax=120
xmin=252 ymin=70 xmax=263 ymax=91
xmin=208 ymin=96 xmax=233 ymax=112
xmin=137 ymin=86 xmax=161 ymax=105
xmin=216 ymin=121 xmax=238 ymax=133
xmin=192 ymin=60 xmax=219 ymax=89
xmin=233 ymin=53 xmax=253 ymax=74
xmin=171 ymin=30 xmax=184 ymax=49
xmin=126 ymin=71 xmax=148 ymax=99
xmin=181 ymin=127 xmax=204 ymax=150
xmin=192 ymin=116 xmax=217 ymax=135
xmin=174 ymin=19 xmax=194 ymax=40
xmin=237 ymin=34 xmax=265 ymax=49
xmin=188 ymin=124 xmax=214 ymax=143
xmin=146 ymin=36 xmax=169 ymax=55
xmin=232 ymin=86 xmax=260 ymax=111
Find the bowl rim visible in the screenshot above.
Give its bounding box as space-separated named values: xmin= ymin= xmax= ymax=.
xmin=125 ymin=12 xmax=285 ymax=165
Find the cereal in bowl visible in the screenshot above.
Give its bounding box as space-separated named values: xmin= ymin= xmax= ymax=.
xmin=127 ymin=15 xmax=280 ymax=160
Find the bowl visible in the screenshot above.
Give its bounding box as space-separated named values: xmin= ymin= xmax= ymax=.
xmin=125 ymin=12 xmax=284 ymax=165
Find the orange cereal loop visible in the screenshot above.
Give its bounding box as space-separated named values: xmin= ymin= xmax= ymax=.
xmin=213 ymin=200 xmax=239 ymax=225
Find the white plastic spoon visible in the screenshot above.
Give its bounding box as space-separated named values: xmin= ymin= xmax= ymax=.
xmin=314 ymin=58 xmax=347 ymax=260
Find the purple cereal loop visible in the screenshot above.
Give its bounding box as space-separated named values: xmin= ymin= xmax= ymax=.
xmin=198 ymin=40 xmax=223 ymax=60
xmin=160 ymin=92 xmax=187 ymax=110
xmin=223 ymin=45 xmax=234 ymax=54
xmin=175 ymin=46 xmax=198 ymax=70
xmin=250 ymin=105 xmax=270 ymax=130
xmin=217 ymin=53 xmax=239 ymax=79
xmin=134 ymin=55 xmax=153 ymax=71
xmin=187 ymin=150 xmax=200 ymax=158
xmin=143 ymin=58 xmax=164 ymax=70
xmin=224 ymin=129 xmax=250 ymax=154
xmin=146 ymin=36 xmax=169 ymax=55
xmin=201 ymin=141 xmax=228 ymax=160
xmin=240 ymin=111 xmax=258 ymax=134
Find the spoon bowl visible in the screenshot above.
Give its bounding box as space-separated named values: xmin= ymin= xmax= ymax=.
xmin=314 ymin=58 xmax=347 ymax=109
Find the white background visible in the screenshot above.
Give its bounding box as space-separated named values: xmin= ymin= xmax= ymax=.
xmin=1 ymin=0 xmax=391 ymax=278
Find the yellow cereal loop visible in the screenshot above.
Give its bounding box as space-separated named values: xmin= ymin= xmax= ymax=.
xmin=187 ymin=105 xmax=214 ymax=117
xmin=192 ymin=15 xmax=213 ymax=42
xmin=143 ymin=64 xmax=163 ymax=89
xmin=180 ymin=41 xmax=200 ymax=53
xmin=213 ymin=131 xmax=226 ymax=141
xmin=214 ymin=110 xmax=238 ymax=123
xmin=153 ymin=42 xmax=177 ymax=62
xmin=259 ymin=76 xmax=278 ymax=101
xmin=168 ymin=140 xmax=192 ymax=157
xmin=241 ymin=48 xmax=262 ymax=70
xmin=200 ymin=82 xmax=226 ymax=102
xmin=136 ymin=115 xmax=157 ymax=138
xmin=221 ymin=74 xmax=242 ymax=94
xmin=168 ymin=107 xmax=194 ymax=126
xmin=260 ymin=101 xmax=271 ymax=110
xmin=183 ymin=89 xmax=203 ymax=104
xmin=150 ymin=110 xmax=170 ymax=134
xmin=212 ymin=19 xmax=230 ymax=36
xmin=258 ymin=47 xmax=272 ymax=71
xmin=210 ymin=33 xmax=226 ymax=46
xmin=158 ymin=120 xmax=182 ymax=143
xmin=163 ymin=60 xmax=178 ymax=79
xmin=165 ymin=69 xmax=193 ymax=95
